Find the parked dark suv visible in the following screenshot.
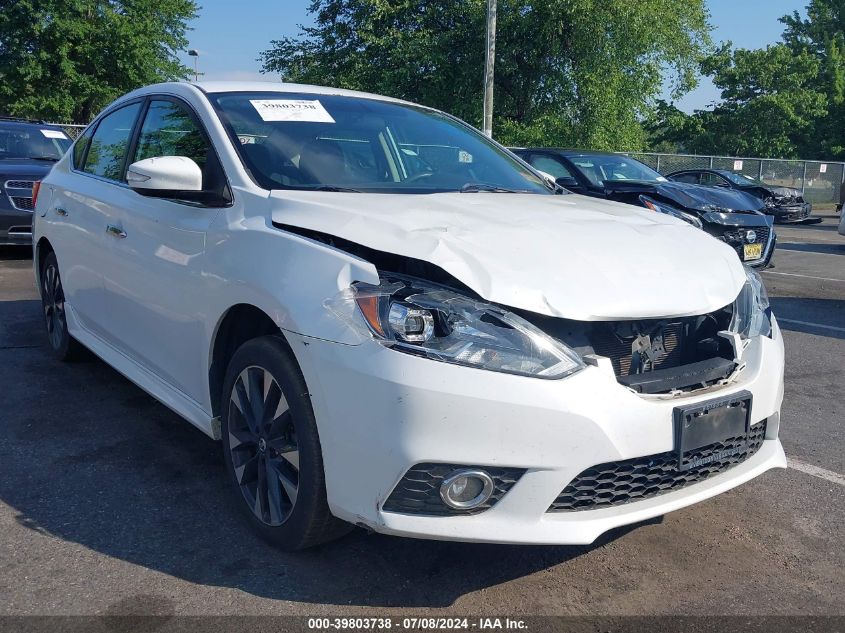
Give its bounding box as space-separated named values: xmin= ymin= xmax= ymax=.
xmin=512 ymin=149 xmax=776 ymax=268
xmin=0 ymin=117 xmax=72 ymax=246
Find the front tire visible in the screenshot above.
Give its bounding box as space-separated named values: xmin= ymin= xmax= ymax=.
xmin=40 ymin=252 xmax=84 ymax=361
xmin=220 ymin=335 xmax=350 ymax=550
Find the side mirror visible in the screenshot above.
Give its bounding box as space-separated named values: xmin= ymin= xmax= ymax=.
xmin=555 ymin=176 xmax=581 ymax=189
xmin=127 ymin=156 xmax=203 ymax=196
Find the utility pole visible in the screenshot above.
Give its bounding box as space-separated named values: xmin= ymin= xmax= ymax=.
xmin=482 ymin=0 xmax=497 ymax=138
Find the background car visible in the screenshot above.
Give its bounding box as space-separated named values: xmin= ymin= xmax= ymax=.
xmin=512 ymin=148 xmax=776 ymax=267
xmin=667 ymin=168 xmax=814 ymax=224
xmin=0 ymin=116 xmax=72 ymax=245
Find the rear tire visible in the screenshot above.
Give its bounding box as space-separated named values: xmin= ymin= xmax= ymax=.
xmin=40 ymin=252 xmax=84 ymax=361
xmin=220 ymin=335 xmax=351 ymax=550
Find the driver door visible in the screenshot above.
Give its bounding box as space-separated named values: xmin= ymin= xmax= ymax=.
xmin=99 ymin=97 xmax=230 ymax=404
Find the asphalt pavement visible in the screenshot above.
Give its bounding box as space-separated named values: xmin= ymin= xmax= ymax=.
xmin=0 ymin=212 xmax=843 ymax=617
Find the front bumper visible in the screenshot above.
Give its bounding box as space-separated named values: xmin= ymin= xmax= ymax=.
xmin=771 ymin=202 xmax=812 ymax=223
xmin=0 ymin=208 xmax=33 ymax=246
xmin=290 ymin=317 xmax=786 ymax=545
xmin=701 ymin=213 xmax=776 ymax=268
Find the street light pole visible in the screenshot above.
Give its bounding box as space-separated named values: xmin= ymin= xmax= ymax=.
xmin=482 ymin=0 xmax=497 ymax=138
xmin=188 ymin=49 xmax=200 ymax=82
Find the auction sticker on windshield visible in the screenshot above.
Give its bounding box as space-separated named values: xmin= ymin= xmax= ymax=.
xmin=250 ymin=99 xmax=335 ymax=123
xmin=40 ymin=129 xmax=68 ymax=139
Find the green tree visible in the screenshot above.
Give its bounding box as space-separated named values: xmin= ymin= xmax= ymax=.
xmin=0 ymin=0 xmax=198 ymax=122
xmin=260 ymin=0 xmax=711 ymax=150
xmin=650 ymin=0 xmax=845 ymax=160
xmin=650 ymin=44 xmax=827 ymax=157
xmin=782 ymin=0 xmax=845 ymax=158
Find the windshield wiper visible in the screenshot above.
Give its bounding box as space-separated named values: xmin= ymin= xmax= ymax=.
xmin=310 ymin=185 xmax=362 ymax=193
xmin=460 ymin=182 xmax=526 ymax=193
xmin=28 ymin=156 xmax=60 ymax=162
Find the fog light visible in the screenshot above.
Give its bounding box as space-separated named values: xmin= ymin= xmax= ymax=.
xmin=439 ymin=469 xmax=494 ymax=510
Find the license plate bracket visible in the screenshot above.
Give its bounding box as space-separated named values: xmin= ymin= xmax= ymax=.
xmin=673 ymin=390 xmax=752 ymax=471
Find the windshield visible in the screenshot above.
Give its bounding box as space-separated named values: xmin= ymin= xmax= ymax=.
xmin=568 ymin=155 xmax=667 ymax=186
xmin=723 ymin=172 xmax=761 ymax=186
xmin=208 ymin=92 xmax=550 ymax=194
xmin=0 ymin=124 xmax=72 ymax=160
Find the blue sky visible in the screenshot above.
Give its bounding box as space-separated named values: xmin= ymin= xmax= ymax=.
xmin=184 ymin=0 xmax=806 ymax=113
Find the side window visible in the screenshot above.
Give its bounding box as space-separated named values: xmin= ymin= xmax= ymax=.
xmin=132 ymin=99 xmax=229 ymax=203
xmin=133 ymin=100 xmax=209 ymax=168
xmin=529 ymin=155 xmax=575 ymax=180
xmin=672 ymin=172 xmax=700 ymax=184
xmin=701 ymin=172 xmax=729 ymax=187
xmin=72 ymin=127 xmax=93 ymax=169
xmin=83 ymin=103 xmax=142 ymax=180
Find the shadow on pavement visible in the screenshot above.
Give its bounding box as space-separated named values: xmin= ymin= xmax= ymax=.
xmin=770 ymin=297 xmax=845 ymax=340
xmin=777 ymin=242 xmax=844 ymax=256
xmin=0 ymin=296 xmax=660 ymax=608
xmin=0 ymin=245 xmax=33 ymax=261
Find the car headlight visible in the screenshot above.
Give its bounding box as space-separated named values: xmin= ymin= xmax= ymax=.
xmin=328 ymin=278 xmax=584 ymax=379
xmin=730 ymin=267 xmax=772 ymax=338
xmin=639 ymin=195 xmax=704 ymax=229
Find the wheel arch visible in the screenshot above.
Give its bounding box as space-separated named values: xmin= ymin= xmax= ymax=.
xmin=208 ymin=303 xmax=295 ymax=420
xmin=34 ymin=236 xmax=55 ymax=292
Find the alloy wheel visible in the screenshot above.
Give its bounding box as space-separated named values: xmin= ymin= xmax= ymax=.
xmin=227 ymin=366 xmax=299 ymax=526
xmin=43 ymin=263 xmax=66 ymax=350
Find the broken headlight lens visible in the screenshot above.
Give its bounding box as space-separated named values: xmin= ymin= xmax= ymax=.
xmin=335 ymin=278 xmax=584 ymax=379
xmin=639 ymin=195 xmax=704 ymax=229
xmin=730 ymin=267 xmax=772 ymax=338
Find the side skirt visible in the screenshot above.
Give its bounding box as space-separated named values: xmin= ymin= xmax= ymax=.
xmin=65 ymin=303 xmax=216 ymax=438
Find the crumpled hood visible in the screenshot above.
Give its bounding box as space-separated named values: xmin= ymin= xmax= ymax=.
xmin=769 ymin=185 xmax=802 ymax=199
xmin=603 ymin=180 xmax=764 ymax=213
xmin=269 ymin=191 xmax=748 ymax=321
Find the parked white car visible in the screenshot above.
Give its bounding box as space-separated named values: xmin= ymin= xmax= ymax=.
xmin=33 ymin=82 xmax=786 ymax=549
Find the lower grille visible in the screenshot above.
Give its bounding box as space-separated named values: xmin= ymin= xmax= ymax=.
xmin=547 ymin=420 xmax=767 ymax=512
xmin=4 ymin=179 xmax=36 ymax=212
xmin=383 ymin=463 xmax=525 ymax=516
xmin=10 ymin=196 xmax=34 ymax=211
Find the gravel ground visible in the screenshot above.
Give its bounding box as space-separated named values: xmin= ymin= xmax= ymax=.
xmin=0 ymin=212 xmax=843 ymax=617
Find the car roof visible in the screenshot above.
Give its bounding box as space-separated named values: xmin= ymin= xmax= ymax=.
xmin=511 ymin=148 xmax=622 ymax=157
xmin=117 ymin=81 xmax=420 ymax=109
xmin=0 ymin=118 xmax=65 ymax=131
xmin=670 ymin=168 xmax=736 ymax=176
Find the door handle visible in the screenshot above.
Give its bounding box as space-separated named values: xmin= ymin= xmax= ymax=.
xmin=55 ymin=207 xmax=68 ymax=216
xmin=106 ymin=224 xmax=127 ymax=239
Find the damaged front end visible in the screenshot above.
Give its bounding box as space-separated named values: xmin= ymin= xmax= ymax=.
xmin=699 ymin=210 xmax=776 ymax=268
xmin=764 ymin=189 xmax=813 ymax=223
xmin=525 ymin=265 xmax=770 ymax=396
xmin=327 ymin=263 xmax=772 ymax=397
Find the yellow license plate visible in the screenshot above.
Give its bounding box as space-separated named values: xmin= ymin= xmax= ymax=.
xmin=743 ymin=243 xmax=763 ymax=260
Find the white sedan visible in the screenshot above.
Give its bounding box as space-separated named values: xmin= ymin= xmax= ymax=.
xmin=32 ymin=82 xmax=786 ymax=549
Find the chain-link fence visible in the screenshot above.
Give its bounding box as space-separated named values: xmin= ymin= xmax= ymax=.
xmin=47 ymin=123 xmax=87 ymax=140
xmin=626 ymin=152 xmax=845 ymax=205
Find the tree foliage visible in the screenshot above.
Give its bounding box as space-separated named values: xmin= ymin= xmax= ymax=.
xmin=650 ymin=0 xmax=845 ymax=160
xmin=260 ymin=0 xmax=711 ymax=150
xmin=0 ymin=0 xmax=198 ymax=122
